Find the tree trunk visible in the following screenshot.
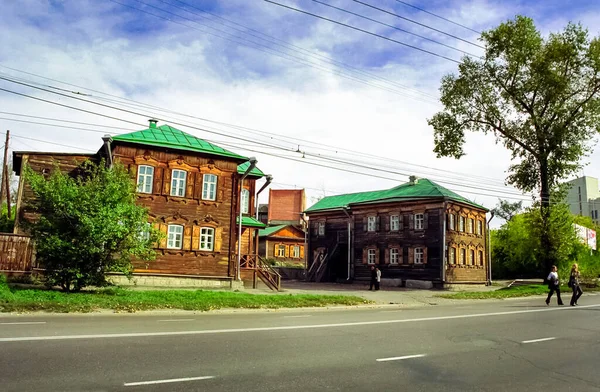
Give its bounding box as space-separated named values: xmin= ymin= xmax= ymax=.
xmin=539 ymin=159 xmax=553 ymax=273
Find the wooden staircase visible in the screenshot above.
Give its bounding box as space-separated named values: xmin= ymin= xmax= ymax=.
xmin=256 ymin=256 xmax=281 ymax=291
xmin=306 ymin=243 xmax=339 ymax=283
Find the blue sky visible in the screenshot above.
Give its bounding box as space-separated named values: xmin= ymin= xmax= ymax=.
xmin=1 ymin=0 xmax=600 ymax=222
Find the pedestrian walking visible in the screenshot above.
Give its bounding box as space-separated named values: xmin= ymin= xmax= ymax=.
xmin=546 ymin=265 xmax=564 ymax=306
xmin=369 ymin=266 xmax=377 ymax=290
xmin=375 ymin=267 xmax=381 ymax=291
xmin=569 ymin=263 xmax=583 ymax=306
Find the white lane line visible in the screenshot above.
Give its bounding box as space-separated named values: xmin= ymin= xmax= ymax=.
xmin=522 ymin=337 xmax=556 ymax=344
xmin=283 ymin=315 xmax=312 ymax=318
xmin=124 ymin=376 xmax=214 ymax=386
xmin=157 ymin=319 xmax=195 ymax=323
xmin=0 ymin=322 xmax=46 ymax=325
xmin=377 ymin=354 xmax=426 ymax=362
xmin=1 ymin=303 xmax=599 ymax=343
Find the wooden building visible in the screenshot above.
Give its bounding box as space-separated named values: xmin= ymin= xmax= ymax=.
xmin=258 ymin=224 xmax=306 ymax=266
xmin=304 ymin=177 xmax=489 ymax=286
xmin=12 ymin=120 xmax=280 ymax=290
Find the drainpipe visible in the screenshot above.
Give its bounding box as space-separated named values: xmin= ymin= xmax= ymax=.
xmin=442 ymin=201 xmax=447 ymax=285
xmin=486 ymin=211 xmax=495 ymax=286
xmin=237 ymin=157 xmax=257 ymax=281
xmin=101 ymin=134 xmax=113 ymax=168
xmin=255 ymin=175 xmax=273 ymax=221
xmin=342 ymin=206 xmax=352 ymax=281
xmin=300 ymin=214 xmax=309 ymax=278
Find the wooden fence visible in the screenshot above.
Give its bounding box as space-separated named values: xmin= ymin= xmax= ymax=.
xmin=0 ymin=234 xmax=35 ymax=272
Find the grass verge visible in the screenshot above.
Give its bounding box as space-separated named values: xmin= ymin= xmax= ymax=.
xmin=438 ymin=284 xmax=600 ymax=300
xmin=0 ymin=283 xmax=368 ymax=313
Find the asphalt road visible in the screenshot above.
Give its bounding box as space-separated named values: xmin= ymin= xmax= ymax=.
xmin=1 ymin=297 xmax=600 ymax=392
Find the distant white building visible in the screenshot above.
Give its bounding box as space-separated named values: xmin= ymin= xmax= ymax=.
xmin=565 ymin=176 xmax=600 ymax=225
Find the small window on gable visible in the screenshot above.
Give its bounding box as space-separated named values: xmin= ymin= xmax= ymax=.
xmin=318 ymin=222 xmax=325 ymax=236
xmin=137 ymin=165 xmax=154 ymax=194
xmin=367 ymin=249 xmax=376 ymax=265
xmin=167 ymin=225 xmax=184 ymax=249
xmin=367 ymin=216 xmax=377 ymax=232
xmin=390 ymin=215 xmax=400 ymax=231
xmin=390 ymin=248 xmax=400 ymax=264
xmin=202 ymin=174 xmax=218 ymax=201
xmin=414 ymin=247 xmax=424 ymax=264
xmin=171 ymin=170 xmax=187 ymax=197
xmin=414 ymin=213 xmax=424 ymax=230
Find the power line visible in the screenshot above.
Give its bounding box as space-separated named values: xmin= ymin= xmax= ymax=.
xmin=161 ymin=0 xmax=439 ymax=102
xmin=311 ymin=0 xmax=478 ymax=57
xmin=351 ymin=0 xmax=484 ymax=49
xmin=394 ymin=0 xmax=482 ymax=35
xmin=263 ymin=0 xmax=461 ymax=64
xmin=108 ymin=0 xmax=439 ymax=103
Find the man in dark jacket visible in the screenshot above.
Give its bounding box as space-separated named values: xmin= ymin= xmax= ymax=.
xmin=369 ymin=266 xmax=377 ymax=290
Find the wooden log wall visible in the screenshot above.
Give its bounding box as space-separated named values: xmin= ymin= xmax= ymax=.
xmin=0 ymin=234 xmax=34 ymax=272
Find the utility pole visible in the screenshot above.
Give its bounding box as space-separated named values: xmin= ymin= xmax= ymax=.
xmin=0 ymin=130 xmax=8 ymax=213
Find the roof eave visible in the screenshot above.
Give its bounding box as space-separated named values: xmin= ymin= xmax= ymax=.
xmin=111 ymin=139 xmax=249 ymax=163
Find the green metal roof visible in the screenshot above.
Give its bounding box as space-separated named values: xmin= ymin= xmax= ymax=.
xmin=236 ymin=216 xmax=267 ymax=228
xmin=305 ymin=178 xmax=487 ymax=213
xmin=238 ymin=161 xmax=265 ymax=178
xmin=113 ymin=124 xmax=248 ymax=161
xmin=258 ymin=224 xmax=287 ymax=237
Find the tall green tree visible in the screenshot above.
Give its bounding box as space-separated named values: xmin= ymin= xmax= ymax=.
xmin=23 ymin=160 xmax=159 ymax=292
xmin=429 ymin=16 xmax=600 ymax=270
xmin=491 ymin=199 xmax=523 ymax=222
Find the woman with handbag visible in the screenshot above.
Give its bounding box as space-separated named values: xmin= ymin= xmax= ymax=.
xmin=569 ymin=263 xmax=583 ymax=306
xmin=546 ymin=265 xmax=564 ymax=306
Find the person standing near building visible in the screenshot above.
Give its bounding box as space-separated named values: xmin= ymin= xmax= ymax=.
xmin=546 ymin=265 xmax=564 ymax=306
xmin=569 ymin=263 xmax=583 ymax=306
xmin=369 ymin=266 xmax=377 ymax=290
xmin=375 ymin=267 xmax=381 ymax=291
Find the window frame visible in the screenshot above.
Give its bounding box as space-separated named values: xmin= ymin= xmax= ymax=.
xmin=277 ymin=244 xmax=286 ymax=257
xmin=241 ymin=189 xmax=250 ymax=214
xmin=367 ymin=216 xmax=377 ymax=232
xmin=202 ymin=173 xmax=218 ymax=201
xmin=469 ymin=249 xmax=475 ymax=265
xmin=167 ymin=224 xmax=184 ymax=249
xmin=318 ymin=222 xmax=325 ymax=236
xmin=390 ymin=215 xmax=400 ymax=231
xmin=170 ymin=169 xmax=187 ymax=197
xmin=292 ymin=245 xmax=300 ymax=258
xmin=139 ymin=222 xmax=151 ymax=242
xmin=199 ymin=227 xmax=215 ymax=251
xmin=459 ymin=216 xmax=465 ymax=232
xmin=367 ymin=249 xmax=376 ymax=265
xmin=478 ymin=250 xmax=484 ymax=266
xmin=448 ymin=247 xmax=456 ymax=264
xmin=477 ymin=220 xmax=483 ymax=236
xmin=414 ymin=247 xmax=424 ymax=264
xmin=449 ymin=213 xmax=455 ymax=230
xmin=467 ymin=218 xmax=474 ymax=234
xmin=137 ymin=165 xmax=154 ymax=194
xmin=460 ymin=248 xmax=466 ymax=264
xmin=414 ymin=213 xmax=424 ymax=230
xmin=390 ymin=248 xmax=400 ymax=264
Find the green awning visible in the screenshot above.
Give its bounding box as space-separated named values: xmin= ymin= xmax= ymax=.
xmin=236 ymin=216 xmax=266 ymax=228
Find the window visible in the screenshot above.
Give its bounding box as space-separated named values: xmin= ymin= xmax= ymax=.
xmin=139 ymin=223 xmax=150 ymax=241
xmin=292 ymin=245 xmax=300 ymax=258
xmin=477 ymin=220 xmax=483 ymax=236
xmin=318 ymin=222 xmax=325 ymax=236
xmin=414 ymin=247 xmax=424 ymax=264
xmin=202 ymin=174 xmax=218 ymax=200
xmin=448 ymin=247 xmax=456 ymax=264
xmin=137 ymin=165 xmax=154 ymax=194
xmin=277 ymin=245 xmax=286 ymax=257
xmin=390 ymin=248 xmax=400 ymax=264
xmin=460 ymin=248 xmax=466 ymax=264
xmin=459 ymin=216 xmax=465 ymax=232
xmin=449 ymin=214 xmax=455 ymax=230
xmin=478 ymin=251 xmax=484 ymax=265
xmin=467 ymin=218 xmax=474 ymax=233
xmin=390 ymin=215 xmax=400 ymax=231
xmin=241 ymin=189 xmax=250 ymax=214
xmin=469 ymin=249 xmax=475 ymax=265
xmin=367 ymin=216 xmax=376 ymax=232
xmin=415 ymin=213 xmax=424 ymax=230
xmin=167 ymin=225 xmax=183 ymax=249
xmin=171 ymin=170 xmax=187 ymax=197
xmin=367 ymin=249 xmax=376 ymax=265
xmin=200 ymin=227 xmax=214 ymax=251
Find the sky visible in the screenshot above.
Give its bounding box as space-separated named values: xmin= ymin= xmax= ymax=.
xmin=1 ymin=0 xmax=599 ymax=228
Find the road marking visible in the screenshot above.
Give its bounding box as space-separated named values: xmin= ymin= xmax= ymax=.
xmin=377 ymin=354 xmax=426 ymax=362
xmin=0 ymin=322 xmax=46 ymax=325
xmin=124 ymin=376 xmax=214 ymax=386
xmin=283 ymin=315 xmax=312 ymax=318
xmin=522 ymin=337 xmax=556 ymax=344
xmin=1 ymin=303 xmax=599 ymax=343
xmin=157 ymin=319 xmax=195 ymax=323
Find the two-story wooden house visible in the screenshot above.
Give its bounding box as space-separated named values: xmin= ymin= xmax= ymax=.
xmin=304 ymin=177 xmax=489 ymax=287
xmin=12 ymin=120 xmax=280 ymax=289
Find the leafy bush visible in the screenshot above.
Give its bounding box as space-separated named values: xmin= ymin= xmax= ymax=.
xmin=0 ymin=204 xmax=15 ymax=233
